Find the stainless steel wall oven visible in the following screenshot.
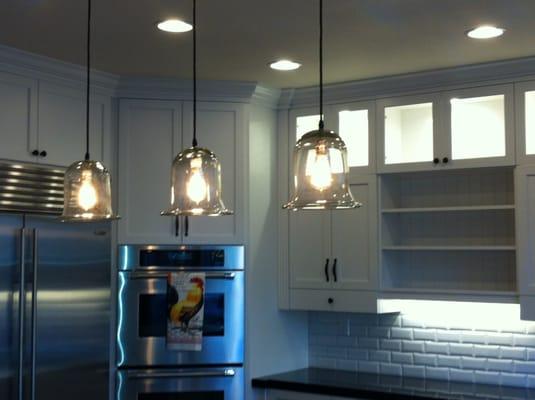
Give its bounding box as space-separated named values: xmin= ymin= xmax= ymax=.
xmin=116 ymin=245 xmax=244 ymax=400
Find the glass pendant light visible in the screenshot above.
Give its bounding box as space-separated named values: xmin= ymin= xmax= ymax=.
xmin=162 ymin=0 xmax=232 ymax=217
xmin=283 ymin=0 xmax=361 ymax=211
xmin=61 ymin=0 xmax=119 ymax=222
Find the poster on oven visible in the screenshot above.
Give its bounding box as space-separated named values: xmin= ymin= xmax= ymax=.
xmin=167 ymin=272 xmax=205 ymax=351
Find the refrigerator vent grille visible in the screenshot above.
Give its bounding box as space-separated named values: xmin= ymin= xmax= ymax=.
xmin=0 ymin=160 xmax=65 ymax=215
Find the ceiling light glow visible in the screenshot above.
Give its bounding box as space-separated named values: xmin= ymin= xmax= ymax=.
xmin=270 ymin=60 xmax=301 ymax=71
xmin=157 ymin=19 xmax=193 ymax=33
xmin=466 ymin=25 xmax=505 ymax=39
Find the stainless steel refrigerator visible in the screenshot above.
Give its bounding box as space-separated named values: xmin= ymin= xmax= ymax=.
xmin=0 ymin=163 xmax=111 ymax=400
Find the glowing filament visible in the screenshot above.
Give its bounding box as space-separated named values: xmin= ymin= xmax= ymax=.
xmin=78 ymin=171 xmax=97 ymax=211
xmin=308 ymin=143 xmax=332 ymax=191
xmin=187 ymin=157 xmax=208 ymax=203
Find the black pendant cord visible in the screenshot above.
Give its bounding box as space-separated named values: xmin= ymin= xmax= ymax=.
xmin=84 ymin=0 xmax=92 ymax=161
xmin=192 ymin=0 xmax=198 ymax=148
xmin=318 ymin=0 xmax=324 ymax=130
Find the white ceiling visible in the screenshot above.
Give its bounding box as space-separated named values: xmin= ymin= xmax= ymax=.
xmin=1 ymin=0 xmax=535 ymax=88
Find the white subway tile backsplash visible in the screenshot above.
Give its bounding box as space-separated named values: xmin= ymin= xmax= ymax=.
xmin=308 ymin=312 xmax=535 ymax=389
xmin=391 ymin=328 xmax=413 ymax=340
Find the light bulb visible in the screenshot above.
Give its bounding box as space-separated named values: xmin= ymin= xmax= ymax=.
xmin=187 ymin=158 xmax=208 ymax=204
xmin=78 ymin=171 xmax=97 ymax=211
xmin=308 ymin=144 xmax=332 ymax=191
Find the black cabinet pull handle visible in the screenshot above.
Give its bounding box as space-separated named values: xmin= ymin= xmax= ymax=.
xmin=324 ymin=258 xmax=330 ymax=282
xmin=185 ymin=216 xmax=189 ymax=237
xmin=328 ymin=298 xmax=334 ymax=304
xmin=174 ymin=216 xmax=179 ymax=237
xmin=433 ymin=158 xmax=439 ymax=164
xmin=39 ymin=150 xmax=47 ymax=157
xmin=332 ymin=258 xmax=338 ymax=282
xmin=31 ymin=150 xmax=39 ymax=156
xmin=442 ymin=157 xmax=449 ymax=164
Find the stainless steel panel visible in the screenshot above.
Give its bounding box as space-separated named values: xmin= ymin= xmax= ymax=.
xmin=118 ymin=245 xmax=244 ymax=271
xmin=26 ymin=217 xmax=110 ymax=400
xmin=117 ymin=270 xmax=244 ymax=367
xmin=0 ymin=161 xmax=64 ymax=215
xmin=0 ymin=215 xmax=23 ymax=400
xmin=116 ymin=367 xmax=243 ymax=400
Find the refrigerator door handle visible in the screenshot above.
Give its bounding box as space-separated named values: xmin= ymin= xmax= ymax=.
xmin=17 ymin=228 xmax=26 ymax=400
xmin=30 ymin=229 xmax=38 ymax=400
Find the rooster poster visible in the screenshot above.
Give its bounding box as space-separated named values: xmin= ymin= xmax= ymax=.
xmin=167 ymin=272 xmax=205 ymax=351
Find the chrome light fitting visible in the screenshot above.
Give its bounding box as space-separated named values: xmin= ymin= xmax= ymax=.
xmin=61 ymin=0 xmax=119 ymax=222
xmin=283 ymin=0 xmax=360 ymax=211
xmin=162 ymin=0 xmax=232 ymax=217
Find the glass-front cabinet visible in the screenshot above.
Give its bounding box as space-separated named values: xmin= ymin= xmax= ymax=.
xmin=377 ymin=85 xmax=515 ymax=172
xmin=515 ymin=81 xmax=535 ymax=165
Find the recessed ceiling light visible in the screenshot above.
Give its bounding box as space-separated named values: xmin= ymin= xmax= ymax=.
xmin=157 ymin=19 xmax=193 ymax=33
xmin=269 ymin=60 xmax=302 ymax=71
xmin=466 ymin=25 xmax=505 ymax=39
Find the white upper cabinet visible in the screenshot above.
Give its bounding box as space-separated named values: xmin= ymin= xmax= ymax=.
xmin=181 ymin=101 xmax=245 ymax=244
xmin=118 ymin=99 xmax=183 ymax=244
xmin=443 ymin=84 xmax=514 ymax=169
xmin=377 ymin=94 xmax=440 ymax=173
xmin=37 ymin=82 xmax=108 ymax=166
xmin=0 ymin=71 xmax=38 ymax=163
xmin=377 ymin=86 xmax=514 ymax=173
xmin=117 ymin=99 xmax=245 ymax=245
xmin=514 ymin=81 xmax=535 ymax=165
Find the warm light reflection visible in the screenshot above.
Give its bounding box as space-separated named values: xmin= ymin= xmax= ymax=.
xmin=186 ymin=157 xmax=208 ymax=203
xmin=307 ymin=143 xmax=332 ymax=191
xmin=78 ymin=171 xmax=98 ymax=211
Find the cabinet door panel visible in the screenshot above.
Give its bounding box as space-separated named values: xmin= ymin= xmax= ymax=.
xmin=331 ymin=177 xmax=378 ymax=290
xmin=0 ymin=72 xmax=38 ymax=162
xmin=515 ymin=165 xmax=535 ymax=320
xmin=181 ymin=102 xmax=244 ymax=244
xmin=118 ymin=99 xmax=182 ymax=243
xmin=289 ymin=211 xmax=331 ymax=289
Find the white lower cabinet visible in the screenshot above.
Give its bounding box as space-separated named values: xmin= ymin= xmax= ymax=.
xmin=117 ymin=98 xmax=245 ymax=245
xmin=285 ymin=175 xmax=379 ymax=312
xmin=515 ymin=165 xmax=535 ymax=320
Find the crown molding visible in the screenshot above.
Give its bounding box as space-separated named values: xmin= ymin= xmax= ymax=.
xmin=250 ymin=85 xmax=281 ymax=109
xmin=0 ymin=44 xmax=119 ymax=95
xmin=280 ymin=56 xmax=535 ymax=109
xmin=117 ymin=76 xmax=264 ymax=103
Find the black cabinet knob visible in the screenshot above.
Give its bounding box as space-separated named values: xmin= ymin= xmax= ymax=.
xmin=328 ymin=298 xmax=334 ymax=304
xmin=31 ymin=150 xmax=39 ymax=156
xmin=433 ymin=158 xmax=440 ymax=164
xmin=39 ymin=150 xmax=47 ymax=157
xmin=442 ymin=157 xmax=449 ymax=164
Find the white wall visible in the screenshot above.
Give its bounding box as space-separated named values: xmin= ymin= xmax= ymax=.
xmin=246 ymin=104 xmax=308 ymax=400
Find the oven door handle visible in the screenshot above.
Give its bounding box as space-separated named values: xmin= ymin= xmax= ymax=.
xmin=128 ymin=271 xmax=236 ymax=280
xmin=127 ymin=368 xmax=236 ymax=379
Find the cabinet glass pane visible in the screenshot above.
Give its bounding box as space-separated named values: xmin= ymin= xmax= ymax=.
xmin=525 ymin=91 xmax=535 ymax=155
xmin=296 ymin=115 xmax=320 ymax=141
xmin=384 ymin=103 xmax=433 ymax=165
xmin=451 ymin=95 xmax=505 ymax=160
xmin=339 ymin=109 xmax=368 ymax=167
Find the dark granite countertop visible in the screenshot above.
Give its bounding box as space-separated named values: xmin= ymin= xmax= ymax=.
xmin=252 ymin=368 xmax=535 ymax=400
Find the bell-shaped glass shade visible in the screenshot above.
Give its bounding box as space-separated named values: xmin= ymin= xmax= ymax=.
xmin=283 ymin=128 xmax=361 ymax=210
xmin=161 ymin=147 xmax=233 ymax=216
xmin=61 ymin=160 xmax=119 ymax=221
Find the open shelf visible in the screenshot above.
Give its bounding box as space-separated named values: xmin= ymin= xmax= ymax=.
xmin=379 ymin=168 xmax=517 ymax=297
xmin=382 ymin=205 xmax=514 ymax=213
xmin=383 ymin=245 xmax=516 ymax=251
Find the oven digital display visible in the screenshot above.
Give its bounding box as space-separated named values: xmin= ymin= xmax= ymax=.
xmin=139 ymin=392 xmax=223 ymax=400
xmin=139 ymin=250 xmax=225 ymax=267
xmin=139 ymin=294 xmax=224 ymax=338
